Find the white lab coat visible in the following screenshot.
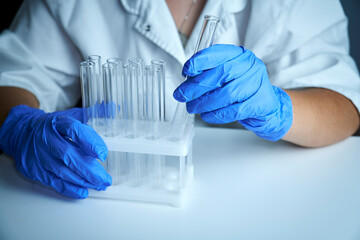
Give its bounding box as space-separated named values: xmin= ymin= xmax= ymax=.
xmin=0 ymin=0 xmax=359 ymax=120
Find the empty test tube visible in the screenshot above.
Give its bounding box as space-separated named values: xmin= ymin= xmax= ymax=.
xmin=123 ymin=65 xmax=131 ymax=137
xmin=144 ymin=64 xmax=166 ymax=189
xmin=107 ymin=58 xmax=124 ymax=122
xmin=130 ymin=62 xmax=142 ymax=136
xmin=193 ymin=15 xmax=220 ymax=52
xmin=129 ymin=58 xmax=145 ymax=121
xmin=125 ymin=59 xmax=145 ymax=186
xmin=151 ymin=60 xmax=166 ymax=122
xmin=87 ymin=55 xmax=103 ymax=131
xmin=144 ymin=66 xmax=153 ymax=124
xmin=123 ymin=64 xmax=140 ymax=138
xmin=80 ymin=61 xmax=96 ymax=127
xmin=168 ymin=15 xmax=220 ymax=141
xmin=144 ymin=65 xmax=162 ymax=140
xmin=102 ymin=62 xmax=119 ymax=137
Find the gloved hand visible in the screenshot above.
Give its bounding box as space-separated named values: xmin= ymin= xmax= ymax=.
xmin=0 ymin=105 xmax=112 ymax=199
xmin=173 ymin=44 xmax=293 ymax=141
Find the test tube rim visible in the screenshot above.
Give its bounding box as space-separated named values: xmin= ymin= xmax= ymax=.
xmin=107 ymin=57 xmax=122 ymax=65
xmin=151 ymin=60 xmax=165 ymax=65
xmin=102 ymin=62 xmax=116 ymax=70
xmin=204 ymin=15 xmax=220 ymax=23
xmin=128 ymin=58 xmax=143 ymax=65
xmin=80 ymin=60 xmax=95 ymax=68
xmin=88 ymin=55 xmax=102 ymax=61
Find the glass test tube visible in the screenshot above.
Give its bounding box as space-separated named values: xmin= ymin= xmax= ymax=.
xmin=144 ymin=66 xmax=153 ymax=125
xmin=104 ymin=60 xmax=124 ymax=184
xmin=127 ymin=60 xmax=145 ymax=186
xmin=129 ymin=58 xmax=145 ymax=121
xmin=80 ymin=61 xmax=96 ymax=127
xmin=168 ymin=15 xmax=220 ymax=141
xmin=144 ymin=64 xmax=165 ymax=188
xmin=123 ymin=63 xmax=140 ymax=138
xmin=102 ymin=62 xmax=119 ymax=137
xmin=107 ymin=58 xmax=124 ymax=123
xmin=123 ymin=65 xmax=131 ymax=137
xmin=144 ymin=65 xmax=162 ymax=140
xmin=87 ymin=55 xmax=103 ymax=132
xmin=151 ymin=60 xmax=166 ymax=122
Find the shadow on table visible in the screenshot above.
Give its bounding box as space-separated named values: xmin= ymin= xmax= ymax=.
xmin=194 ymin=114 xmax=246 ymax=129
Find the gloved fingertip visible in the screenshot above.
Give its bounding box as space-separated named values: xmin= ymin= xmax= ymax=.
xmin=68 ymin=187 xmax=88 ymax=199
xmin=78 ymin=188 xmax=89 ymax=199
xmin=97 ymin=148 xmax=108 ymax=162
xmin=88 ymin=133 xmax=108 ymax=161
xmin=105 ymin=174 xmax=112 ymax=186
xmin=185 ymin=103 xmax=196 ymax=114
xmin=200 ymin=112 xmax=214 ymax=123
xmin=182 ymin=68 xmax=193 ymax=78
xmin=96 ymin=172 xmax=112 ymax=188
xmin=173 ymin=87 xmax=189 ymax=102
xmin=182 ymin=58 xmax=198 ymax=77
xmin=96 ymin=185 xmax=108 ymax=191
xmin=96 ymin=174 xmax=112 ymax=190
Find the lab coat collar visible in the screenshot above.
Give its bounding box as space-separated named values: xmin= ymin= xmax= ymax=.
xmin=119 ymin=0 xmax=247 ymax=64
xmin=119 ymin=0 xmax=186 ymax=64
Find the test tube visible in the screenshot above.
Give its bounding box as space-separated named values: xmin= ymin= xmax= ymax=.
xmin=87 ymin=55 xmax=103 ymax=131
xmin=107 ymin=58 xmax=124 ymax=124
xmin=102 ymin=62 xmax=119 ymax=137
xmin=144 ymin=65 xmax=165 ymax=188
xmin=144 ymin=66 xmax=153 ymax=124
xmin=151 ymin=60 xmax=166 ymax=122
xmin=107 ymin=57 xmax=122 ymax=79
xmin=123 ymin=63 xmax=140 ymax=138
xmin=80 ymin=60 xmax=96 ymax=127
xmin=123 ymin=65 xmax=131 ymax=137
xmin=129 ymin=58 xmax=145 ymax=122
xmin=193 ymin=15 xmax=220 ymax=53
xmin=128 ymin=59 xmax=145 ymax=186
xmin=168 ymin=15 xmax=220 ymax=141
xmin=145 ymin=65 xmax=162 ymax=140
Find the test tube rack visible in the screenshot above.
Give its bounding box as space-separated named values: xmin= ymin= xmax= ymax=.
xmin=80 ymin=56 xmax=194 ymax=207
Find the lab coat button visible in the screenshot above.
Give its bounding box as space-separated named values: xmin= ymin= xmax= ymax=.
xmin=145 ymin=25 xmax=151 ymax=32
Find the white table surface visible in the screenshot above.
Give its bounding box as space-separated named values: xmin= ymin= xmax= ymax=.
xmin=1 ymin=126 xmax=360 ymax=240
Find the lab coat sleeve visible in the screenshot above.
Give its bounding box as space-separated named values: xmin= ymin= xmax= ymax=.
xmin=265 ymin=1 xmax=360 ymax=113
xmin=0 ymin=0 xmax=83 ymax=112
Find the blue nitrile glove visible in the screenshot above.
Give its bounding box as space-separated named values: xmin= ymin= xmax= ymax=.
xmin=0 ymin=105 xmax=112 ymax=199
xmin=173 ymin=44 xmax=293 ymax=141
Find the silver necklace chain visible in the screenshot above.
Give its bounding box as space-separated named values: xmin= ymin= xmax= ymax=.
xmin=178 ymin=0 xmax=197 ymax=35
